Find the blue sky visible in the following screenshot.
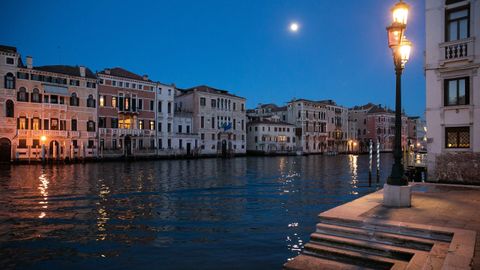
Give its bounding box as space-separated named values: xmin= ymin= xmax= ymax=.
xmin=1 ymin=0 xmax=426 ymax=116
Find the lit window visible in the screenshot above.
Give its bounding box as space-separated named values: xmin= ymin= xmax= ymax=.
xmin=446 ymin=127 xmax=470 ymax=148
xmin=112 ymin=96 xmax=117 ymax=108
xmin=99 ymin=95 xmax=105 ymax=107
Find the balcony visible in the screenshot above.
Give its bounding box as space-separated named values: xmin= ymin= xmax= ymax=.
xmin=19 ymin=130 xmax=69 ymax=138
xmin=99 ymin=128 xmax=154 ymax=137
xmin=439 ymin=37 xmax=475 ymax=65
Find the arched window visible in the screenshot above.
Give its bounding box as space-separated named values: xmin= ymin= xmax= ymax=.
xmin=70 ymin=92 xmax=79 ymax=106
xmin=4 ymin=73 xmax=15 ymax=89
xmin=17 ymin=87 xmax=28 ymax=102
xmin=5 ymin=100 xmax=14 ymax=117
xmin=31 ymin=88 xmax=41 ymax=103
xmin=87 ymin=94 xmax=95 ymax=108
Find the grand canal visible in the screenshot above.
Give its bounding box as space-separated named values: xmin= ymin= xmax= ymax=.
xmin=0 ymin=154 xmax=393 ymax=269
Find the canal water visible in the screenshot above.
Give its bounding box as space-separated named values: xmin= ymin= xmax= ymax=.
xmin=0 ymin=154 xmax=392 ymax=270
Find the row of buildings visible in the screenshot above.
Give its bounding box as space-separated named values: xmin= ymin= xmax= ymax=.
xmin=246 ymin=101 xmax=425 ymax=155
xmin=0 ymin=44 xmax=425 ymax=163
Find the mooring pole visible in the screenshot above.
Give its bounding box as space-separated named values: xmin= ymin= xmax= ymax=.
xmin=376 ymin=138 xmax=380 ymax=183
xmin=369 ymin=139 xmax=372 ymax=186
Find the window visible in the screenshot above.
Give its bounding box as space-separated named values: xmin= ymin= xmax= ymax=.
xmin=186 ymin=125 xmax=190 ymax=133
xmin=139 ymin=120 xmax=144 ymax=129
xmin=168 ymin=139 xmax=171 ymax=149
xmin=211 ymin=99 xmax=216 ymax=108
xmin=167 ymin=123 xmax=171 ymax=132
xmin=18 ymin=117 xmax=28 ymax=129
xmin=99 ymin=117 xmax=106 ymax=128
xmin=87 ymin=94 xmax=96 ymax=108
xmin=150 ymin=100 xmax=154 ymax=111
xmin=5 ymin=100 xmax=14 ymax=117
xmin=87 ymin=120 xmax=96 ymax=132
xmin=178 ymin=125 xmax=183 ymax=133
xmin=70 ymin=79 xmax=80 ymax=86
xmin=149 ymin=121 xmax=155 ymax=130
xmin=43 ymin=119 xmax=49 ymax=130
xmin=158 ymin=122 xmax=162 ymax=132
xmin=51 ymin=118 xmax=59 ymax=130
xmin=31 ymin=88 xmax=41 ymax=103
xmin=60 ymin=120 xmax=66 ymax=130
xmin=167 ymin=102 xmax=172 ymax=113
xmin=112 ymin=96 xmax=117 ymax=108
xmin=17 ymin=72 xmax=28 ymax=79
xmin=158 ymin=101 xmax=162 ymax=112
xmin=137 ymin=98 xmax=143 ymax=110
xmin=200 ymin=97 xmax=206 ymax=106
xmin=112 ymin=80 xmax=116 ymax=86
xmin=18 ymin=139 xmax=27 ymax=149
xmin=32 ymin=118 xmax=40 ymax=130
xmin=132 ymin=83 xmax=136 ymax=89
xmin=119 ymin=81 xmax=123 ymax=87
xmin=99 ymin=95 xmax=105 ymax=107
xmin=86 ymin=82 xmax=96 ymax=88
xmin=4 ymin=73 xmax=15 ymax=89
xmin=17 ymin=87 xmax=28 ymax=102
xmin=111 ymin=118 xmax=118 ymax=128
xmin=446 ymin=5 xmax=469 ymax=41
xmin=445 ymin=77 xmax=469 ymax=106
xmin=50 ymin=95 xmax=58 ymax=104
xmin=32 ymin=139 xmax=40 ymax=148
xmin=70 ymin=93 xmax=79 ymax=106
xmin=6 ymin=57 xmax=14 ymax=65
xmin=71 ymin=119 xmax=77 ymax=131
xmin=200 ymin=116 xmax=204 ymax=128
xmin=445 ymin=127 xmax=470 ymax=148
xmin=212 ymin=117 xmax=215 ymax=129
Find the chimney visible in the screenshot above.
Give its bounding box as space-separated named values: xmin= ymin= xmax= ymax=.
xmin=142 ymin=74 xmax=148 ymax=80
xmin=104 ymin=68 xmax=111 ymax=75
xmin=26 ymin=56 xmax=33 ymax=69
xmin=79 ymin=66 xmax=86 ymax=77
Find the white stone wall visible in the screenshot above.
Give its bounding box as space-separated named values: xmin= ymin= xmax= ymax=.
xmin=425 ymin=0 xmax=480 ymax=180
xmin=246 ymin=122 xmax=296 ymax=153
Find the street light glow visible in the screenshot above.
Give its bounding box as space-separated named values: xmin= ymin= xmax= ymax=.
xmin=40 ymin=135 xmax=47 ymax=142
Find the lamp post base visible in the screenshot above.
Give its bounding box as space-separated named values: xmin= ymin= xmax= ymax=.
xmin=383 ymin=183 xmax=411 ymax=207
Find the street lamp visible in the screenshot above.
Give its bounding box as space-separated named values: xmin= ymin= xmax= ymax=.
xmin=384 ymin=0 xmax=412 ymax=207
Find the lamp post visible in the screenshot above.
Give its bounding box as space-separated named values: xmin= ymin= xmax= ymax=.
xmin=384 ymin=0 xmax=413 ymax=207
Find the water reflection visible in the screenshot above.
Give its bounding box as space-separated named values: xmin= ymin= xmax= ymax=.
xmin=37 ymin=173 xmax=49 ymax=219
xmin=0 ymin=154 xmax=393 ymax=270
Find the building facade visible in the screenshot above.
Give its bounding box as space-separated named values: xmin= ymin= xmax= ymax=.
xmin=246 ymin=115 xmax=296 ymax=154
xmin=97 ymin=68 xmax=157 ymax=158
xmin=425 ymin=0 xmax=480 ymax=181
xmin=175 ymin=85 xmax=247 ymax=156
xmin=0 ymin=46 xmax=98 ymax=161
xmin=320 ymin=100 xmax=349 ymax=153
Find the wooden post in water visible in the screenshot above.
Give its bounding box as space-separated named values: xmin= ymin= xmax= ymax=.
xmin=369 ymin=139 xmax=372 ymax=186
xmin=376 ymin=138 xmax=380 ymax=183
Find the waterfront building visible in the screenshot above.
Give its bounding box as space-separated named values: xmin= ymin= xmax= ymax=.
xmin=175 ymin=85 xmax=247 ymax=156
xmin=347 ymin=117 xmax=359 ymax=153
xmin=0 ymin=45 xmax=98 ymax=161
xmin=319 ymin=100 xmax=349 ymax=153
xmin=172 ymin=111 xmax=200 ymax=156
xmin=285 ymin=99 xmax=328 ymax=154
xmin=425 ymin=0 xmax=480 ymax=181
xmin=0 ymin=45 xmax=20 ymax=162
xmin=246 ymin=115 xmax=296 ymax=155
xmin=156 ymin=82 xmax=175 ymax=155
xmin=97 ymin=68 xmax=157 ymax=158
xmin=407 ymin=116 xmax=427 ymax=150
xmin=349 ymin=103 xmax=408 ymax=152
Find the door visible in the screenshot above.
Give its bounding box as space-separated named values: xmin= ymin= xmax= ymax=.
xmin=125 ymin=136 xmax=132 ymax=156
xmin=186 ymin=143 xmax=191 ymax=156
xmin=221 ymin=140 xmax=227 ymax=158
xmin=49 ymin=140 xmax=60 ymax=158
xmin=0 ymin=138 xmax=11 ymax=162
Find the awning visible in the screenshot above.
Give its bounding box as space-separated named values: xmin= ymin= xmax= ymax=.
xmin=43 ymin=84 xmax=69 ymax=95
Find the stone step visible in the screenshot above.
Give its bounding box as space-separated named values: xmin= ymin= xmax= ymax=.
xmin=319 ymin=216 xmax=453 ymax=242
xmin=283 ymin=254 xmax=373 ymax=270
xmin=302 ymin=242 xmax=407 ymax=270
xmin=310 ymin=233 xmax=416 ymax=262
xmin=316 ymin=223 xmax=435 ymax=251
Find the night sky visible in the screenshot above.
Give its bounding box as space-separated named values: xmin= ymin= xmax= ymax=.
xmin=0 ymin=0 xmax=426 ymax=116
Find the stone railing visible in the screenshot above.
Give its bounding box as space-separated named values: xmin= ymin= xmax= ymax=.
xmin=439 ymin=37 xmax=474 ymax=63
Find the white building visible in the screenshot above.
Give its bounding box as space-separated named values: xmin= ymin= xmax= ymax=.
xmin=156 ymin=82 xmax=175 ymax=153
xmin=246 ymin=116 xmax=296 ymax=154
xmin=425 ymin=0 xmax=480 ymax=181
xmin=175 ymin=85 xmax=247 ymax=156
xmin=172 ymin=111 xmax=200 ymax=156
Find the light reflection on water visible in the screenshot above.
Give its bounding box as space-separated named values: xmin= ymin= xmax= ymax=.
xmin=0 ymin=154 xmax=392 ymax=270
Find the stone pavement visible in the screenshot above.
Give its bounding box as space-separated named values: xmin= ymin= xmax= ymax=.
xmin=284 ymin=183 xmax=480 ymax=269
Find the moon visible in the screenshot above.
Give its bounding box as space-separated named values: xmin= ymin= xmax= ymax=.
xmin=289 ymin=22 xmax=299 ymax=32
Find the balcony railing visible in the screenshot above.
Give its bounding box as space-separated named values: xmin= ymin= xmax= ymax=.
xmin=439 ymin=37 xmax=474 ymax=64
xmin=99 ymin=128 xmax=155 ymax=137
